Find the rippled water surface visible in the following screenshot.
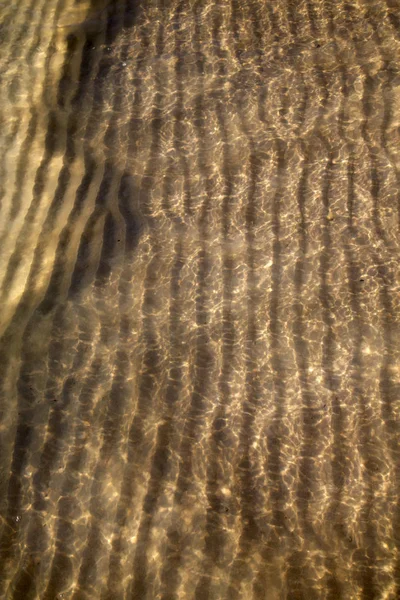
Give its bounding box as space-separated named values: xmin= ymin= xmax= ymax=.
xmin=1 ymin=0 xmax=400 ymax=598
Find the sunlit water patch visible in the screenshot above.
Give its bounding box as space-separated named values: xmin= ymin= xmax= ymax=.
xmin=0 ymin=0 xmax=400 ymax=598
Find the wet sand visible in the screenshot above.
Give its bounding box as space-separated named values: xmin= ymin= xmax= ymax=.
xmin=0 ymin=0 xmax=400 ymax=598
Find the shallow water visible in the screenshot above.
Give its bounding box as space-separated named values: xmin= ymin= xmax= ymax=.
xmin=0 ymin=0 xmax=400 ymax=598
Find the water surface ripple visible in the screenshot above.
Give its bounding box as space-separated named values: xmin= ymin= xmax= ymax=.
xmin=0 ymin=0 xmax=400 ymax=598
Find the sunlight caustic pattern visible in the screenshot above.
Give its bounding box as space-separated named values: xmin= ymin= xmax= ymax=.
xmin=0 ymin=0 xmax=399 ymax=598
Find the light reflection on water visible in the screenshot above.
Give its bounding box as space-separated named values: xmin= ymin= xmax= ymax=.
xmin=0 ymin=0 xmax=399 ymax=598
